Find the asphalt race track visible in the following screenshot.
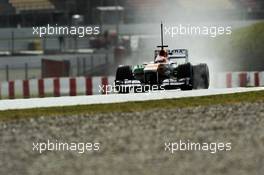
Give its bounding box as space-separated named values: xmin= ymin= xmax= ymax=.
xmin=0 ymin=87 xmax=264 ymax=110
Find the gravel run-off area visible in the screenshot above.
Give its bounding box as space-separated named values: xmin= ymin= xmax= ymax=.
xmin=0 ymin=101 xmax=264 ymax=175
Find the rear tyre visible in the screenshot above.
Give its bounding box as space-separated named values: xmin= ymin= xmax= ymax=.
xmin=115 ymin=65 xmax=133 ymax=93
xmin=192 ymin=64 xmax=209 ymax=89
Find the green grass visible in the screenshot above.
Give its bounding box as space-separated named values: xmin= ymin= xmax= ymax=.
xmin=0 ymin=90 xmax=264 ymax=121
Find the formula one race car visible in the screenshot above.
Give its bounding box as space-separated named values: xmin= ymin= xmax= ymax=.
xmin=115 ymin=23 xmax=209 ymax=93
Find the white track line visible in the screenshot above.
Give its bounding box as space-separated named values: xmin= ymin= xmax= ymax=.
xmin=0 ymin=87 xmax=264 ymax=111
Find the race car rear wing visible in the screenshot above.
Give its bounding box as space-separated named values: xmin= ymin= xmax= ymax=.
xmin=168 ymin=49 xmax=188 ymax=62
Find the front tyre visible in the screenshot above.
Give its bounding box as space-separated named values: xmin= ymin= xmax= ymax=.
xmin=177 ymin=63 xmax=193 ymax=91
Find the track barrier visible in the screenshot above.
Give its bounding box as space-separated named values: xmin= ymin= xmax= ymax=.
xmin=0 ymin=76 xmax=115 ymax=99
xmin=217 ymin=71 xmax=264 ymax=88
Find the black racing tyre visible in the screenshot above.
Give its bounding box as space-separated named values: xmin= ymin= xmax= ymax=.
xmin=177 ymin=63 xmax=192 ymax=79
xmin=115 ymin=65 xmax=133 ymax=81
xmin=115 ymin=65 xmax=133 ymax=93
xmin=192 ymin=64 xmax=209 ymax=89
xmin=178 ymin=63 xmax=193 ymax=91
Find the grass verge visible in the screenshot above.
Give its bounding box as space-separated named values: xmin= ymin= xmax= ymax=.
xmin=0 ymin=90 xmax=264 ymax=121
